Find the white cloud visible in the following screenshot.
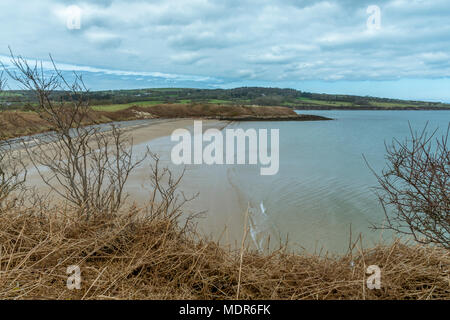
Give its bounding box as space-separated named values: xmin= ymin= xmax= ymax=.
xmin=0 ymin=0 xmax=449 ymax=92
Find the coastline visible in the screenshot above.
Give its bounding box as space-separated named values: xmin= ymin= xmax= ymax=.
xmin=0 ymin=103 xmax=331 ymax=141
xmin=293 ymin=106 xmax=450 ymax=111
xmin=22 ymin=118 xmax=252 ymax=249
xmin=125 ymin=119 xmax=252 ymax=250
xmin=2 ymin=113 xmax=448 ymax=300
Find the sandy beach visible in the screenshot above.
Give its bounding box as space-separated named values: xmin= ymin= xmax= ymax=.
xmin=125 ymin=119 xmax=250 ymax=249
xmin=24 ymin=118 xmax=251 ymax=249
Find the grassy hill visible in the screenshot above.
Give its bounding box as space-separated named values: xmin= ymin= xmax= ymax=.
xmin=2 ymin=87 xmax=450 ymax=111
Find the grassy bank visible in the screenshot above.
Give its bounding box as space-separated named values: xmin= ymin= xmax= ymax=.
xmin=0 ymin=206 xmax=448 ymax=300
xmin=0 ymin=103 xmax=330 ymax=140
xmin=128 ymin=103 xmax=330 ymax=121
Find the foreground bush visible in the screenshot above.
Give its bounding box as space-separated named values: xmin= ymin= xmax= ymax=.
xmin=369 ymin=124 xmax=450 ymax=248
xmin=0 ymin=207 xmax=448 ymax=300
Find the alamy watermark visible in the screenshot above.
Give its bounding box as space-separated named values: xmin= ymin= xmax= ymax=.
xmin=367 ymin=5 xmax=381 ymax=31
xmin=170 ymin=121 xmax=279 ymax=176
xmin=66 ymin=265 xmax=81 ymax=290
xmin=61 ymin=4 xmax=381 ymax=32
xmin=66 ymin=5 xmax=82 ymax=30
xmin=366 ymin=265 xmax=381 ymax=290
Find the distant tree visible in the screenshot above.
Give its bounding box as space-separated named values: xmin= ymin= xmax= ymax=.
xmin=254 ymin=95 xmax=283 ymax=106
xmin=355 ymin=98 xmax=370 ymax=106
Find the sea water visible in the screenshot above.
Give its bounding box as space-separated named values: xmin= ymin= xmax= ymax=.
xmin=130 ymin=110 xmax=450 ymax=253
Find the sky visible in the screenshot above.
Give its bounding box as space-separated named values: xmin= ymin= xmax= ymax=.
xmin=1 ymin=0 xmax=450 ymax=102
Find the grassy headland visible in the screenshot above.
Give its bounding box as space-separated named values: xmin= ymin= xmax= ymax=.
xmin=0 ymin=103 xmax=330 ymax=140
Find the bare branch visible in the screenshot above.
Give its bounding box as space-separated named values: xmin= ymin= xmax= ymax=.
xmin=368 ymin=123 xmax=450 ymax=248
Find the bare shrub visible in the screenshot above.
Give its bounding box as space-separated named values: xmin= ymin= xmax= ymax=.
xmin=4 ymin=51 xmax=148 ymax=217
xmin=144 ymin=153 xmax=201 ymax=231
xmin=0 ymin=70 xmax=6 ymax=132
xmin=3 ymin=50 xmax=91 ymax=133
xmin=0 ymin=142 xmax=27 ymax=210
xmin=368 ymin=123 xmax=450 ymax=248
xmin=0 ymin=73 xmax=27 ymax=209
xmin=25 ymin=125 xmax=148 ymax=217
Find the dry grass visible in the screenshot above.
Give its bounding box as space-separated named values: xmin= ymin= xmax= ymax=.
xmin=130 ymin=103 xmax=300 ymax=119
xmin=0 ymin=206 xmax=448 ymax=300
xmin=0 ymin=108 xmax=136 ymax=140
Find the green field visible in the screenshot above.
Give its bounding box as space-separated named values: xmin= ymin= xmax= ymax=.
xmin=92 ymin=101 xmax=164 ymax=112
xmin=0 ymin=92 xmax=22 ymax=97
xmin=3 ymin=87 xmax=450 ymax=111
xmin=207 ymin=99 xmax=232 ymax=104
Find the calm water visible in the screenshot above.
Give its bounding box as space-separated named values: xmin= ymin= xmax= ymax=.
xmin=126 ymin=111 xmax=450 ymax=253
xmin=22 ymin=110 xmax=448 ymax=253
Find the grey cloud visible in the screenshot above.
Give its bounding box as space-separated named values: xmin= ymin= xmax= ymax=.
xmin=0 ymin=0 xmax=449 ymax=87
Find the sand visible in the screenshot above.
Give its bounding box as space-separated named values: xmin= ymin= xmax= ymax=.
xmin=124 ymin=119 xmax=250 ymax=249
xmin=23 ymin=118 xmax=250 ymax=249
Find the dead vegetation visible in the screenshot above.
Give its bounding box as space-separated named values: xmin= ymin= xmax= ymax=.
xmin=367 ymin=123 xmax=450 ymax=249
xmin=0 ymin=142 xmax=26 ymax=209
xmin=0 ymin=206 xmax=448 ymax=300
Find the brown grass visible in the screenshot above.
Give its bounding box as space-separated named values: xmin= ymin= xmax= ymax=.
xmin=131 ymin=103 xmax=299 ymax=119
xmin=0 ymin=206 xmax=448 ymax=300
xmin=0 ymin=111 xmax=54 ymax=140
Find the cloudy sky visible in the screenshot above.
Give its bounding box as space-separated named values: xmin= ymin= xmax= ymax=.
xmin=1 ymin=0 xmax=450 ymax=101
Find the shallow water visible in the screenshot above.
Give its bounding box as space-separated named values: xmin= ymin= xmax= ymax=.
xmin=131 ymin=110 xmax=449 ymax=253
xmin=22 ymin=111 xmax=450 ymax=254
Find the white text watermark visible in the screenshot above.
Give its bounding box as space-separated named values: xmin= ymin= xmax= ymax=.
xmin=366 ymin=265 xmax=382 ymax=290
xmin=170 ymin=121 xmax=279 ymax=176
xmin=66 ymin=5 xmax=82 ymax=30
xmin=66 ymin=265 xmax=81 ymax=290
xmin=367 ymin=5 xmax=381 ymax=31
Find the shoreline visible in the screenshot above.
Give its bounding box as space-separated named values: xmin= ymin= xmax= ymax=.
xmin=124 ymin=119 xmax=252 ymax=250
xmin=293 ymin=106 xmax=450 ymax=111
xmin=22 ymin=118 xmax=252 ymax=250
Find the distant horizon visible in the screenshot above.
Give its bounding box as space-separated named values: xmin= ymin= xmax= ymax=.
xmin=4 ymin=80 xmax=450 ymax=105
xmin=2 ymin=53 xmax=450 ymax=103
xmin=2 ymin=1 xmax=450 ymax=104
xmin=79 ymin=83 xmax=450 ymax=104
